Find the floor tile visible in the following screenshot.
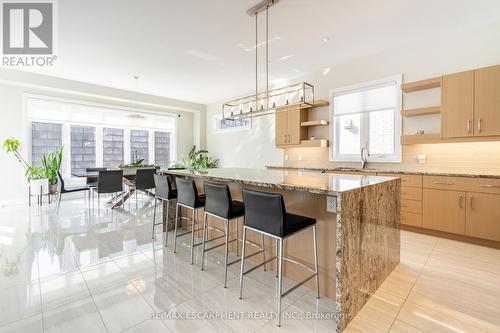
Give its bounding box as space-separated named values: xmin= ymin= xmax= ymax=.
xmin=0 ymin=282 xmax=41 ymax=326
xmin=43 ymin=297 xmax=107 ymax=333
xmin=39 ymin=270 xmax=90 ymax=310
xmin=122 ymin=318 xmax=171 ymax=332
xmin=0 ymin=314 xmax=43 ymax=333
xmin=81 ymin=260 xmax=129 ymax=294
xmin=92 ymin=283 xmax=156 ymax=333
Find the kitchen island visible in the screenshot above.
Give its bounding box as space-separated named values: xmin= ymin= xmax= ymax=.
xmin=161 ymin=168 xmax=400 ymax=332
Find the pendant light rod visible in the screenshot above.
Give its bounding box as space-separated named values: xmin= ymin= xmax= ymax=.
xmin=247 ymin=0 xmax=279 ymax=16
xmin=266 ymin=6 xmax=269 ymax=109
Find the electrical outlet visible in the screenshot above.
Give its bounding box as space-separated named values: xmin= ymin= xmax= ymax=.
xmin=298 ymin=155 xmax=303 ymax=161
xmin=285 ymin=154 xmax=288 ymax=161
xmin=326 ymin=196 xmax=337 ymax=213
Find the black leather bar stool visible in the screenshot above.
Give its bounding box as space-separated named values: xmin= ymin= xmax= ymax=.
xmin=239 ymin=188 xmax=320 ymax=327
xmin=174 ymin=178 xmax=206 ymax=264
xmin=152 ymin=174 xmax=177 ymax=243
xmin=201 ymin=182 xmax=249 ymax=288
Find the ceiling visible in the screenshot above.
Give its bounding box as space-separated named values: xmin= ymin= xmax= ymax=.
xmin=16 ymin=0 xmax=500 ymax=104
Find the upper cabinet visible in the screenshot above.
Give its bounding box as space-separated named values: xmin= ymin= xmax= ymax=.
xmin=441 ymin=71 xmax=474 ymax=138
xmin=275 ymin=101 xmax=330 ymax=148
xmin=441 ymin=65 xmax=500 ymax=139
xmin=474 ymin=64 xmax=500 ymax=137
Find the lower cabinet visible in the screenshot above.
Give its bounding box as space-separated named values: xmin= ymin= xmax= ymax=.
xmin=465 ymin=192 xmax=500 ymax=241
xmin=423 ymin=189 xmax=466 ymax=234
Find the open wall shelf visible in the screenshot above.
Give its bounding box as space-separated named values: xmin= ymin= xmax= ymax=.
xmin=401 ymin=106 xmax=440 ymax=117
xmin=402 ymin=77 xmax=441 ymax=92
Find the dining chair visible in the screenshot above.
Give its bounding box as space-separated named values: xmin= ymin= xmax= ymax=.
xmin=85 ymin=167 xmax=107 ymax=201
xmin=91 ymin=170 xmax=124 ymax=212
xmin=57 ymin=171 xmax=89 ymax=212
xmin=127 ymin=168 xmax=156 ymax=206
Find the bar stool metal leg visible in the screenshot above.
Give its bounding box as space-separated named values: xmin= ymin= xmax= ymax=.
xmin=173 ymin=204 xmax=180 ymax=252
xmin=152 ymin=198 xmax=157 ymax=239
xmin=262 ymin=234 xmax=266 ymax=271
xmin=223 ymin=218 xmax=229 ymax=287
xmin=165 ymin=199 xmax=170 ymax=247
xmin=201 ymin=212 xmax=208 ymax=271
xmin=277 ymin=238 xmax=283 ymax=327
xmin=239 ymin=226 xmax=247 ymax=299
xmin=275 ymin=239 xmax=279 ymax=278
xmin=190 ymin=208 xmax=196 ymax=264
xmin=313 ymin=225 xmax=320 ymax=299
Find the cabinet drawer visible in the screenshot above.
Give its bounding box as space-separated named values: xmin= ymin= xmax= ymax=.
xmin=401 ymin=199 xmax=422 ymax=214
xmin=401 ymin=187 xmax=422 ymax=201
xmin=423 ymin=176 xmax=475 ymax=191
xmin=469 ymin=178 xmax=500 ymax=195
xmin=401 ymin=212 xmax=422 ymax=227
xmin=378 ymin=173 xmax=422 ymax=187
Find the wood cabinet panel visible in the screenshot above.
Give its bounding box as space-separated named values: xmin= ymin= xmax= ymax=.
xmin=423 ymin=175 xmax=475 ymax=192
xmin=401 ymin=212 xmax=422 ymax=227
xmin=401 ymin=187 xmax=422 ymax=201
xmin=401 ymin=199 xmax=422 ymax=214
xmin=474 ymin=65 xmax=500 ymax=137
xmin=423 ymin=189 xmax=466 ymax=234
xmin=287 ymin=107 xmax=302 ymax=145
xmin=466 ymin=193 xmax=500 ymax=241
xmin=275 ymin=109 xmax=288 ymax=146
xmin=377 ymin=173 xmax=422 ymax=188
xmin=441 ymin=71 xmax=474 ymax=138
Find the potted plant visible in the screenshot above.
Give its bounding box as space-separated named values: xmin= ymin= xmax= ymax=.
xmin=171 ymin=145 xmax=218 ymax=171
xmin=41 ymin=147 xmax=63 ymax=194
xmin=118 ymin=150 xmax=157 ymax=172
xmin=2 ymin=138 xmax=49 ymax=195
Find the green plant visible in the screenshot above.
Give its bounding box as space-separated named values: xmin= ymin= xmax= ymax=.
xmin=173 ymin=146 xmax=218 ymax=170
xmin=25 ymin=166 xmax=46 ymax=182
xmin=41 ymin=147 xmax=63 ymax=185
xmin=3 ymin=137 xmax=46 ymax=181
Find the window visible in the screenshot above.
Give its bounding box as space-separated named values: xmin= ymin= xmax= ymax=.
xmin=103 ymin=128 xmax=124 ymax=168
xmin=213 ymin=115 xmax=251 ymax=132
xmin=70 ymin=125 xmax=96 ymax=174
xmin=31 ymin=122 xmax=62 ymax=167
xmin=130 ymin=129 xmax=149 ymax=163
xmin=154 ymin=131 xmax=171 ymax=169
xmin=330 ymin=75 xmax=402 ymax=162
xmin=27 ymin=95 xmax=177 ymax=177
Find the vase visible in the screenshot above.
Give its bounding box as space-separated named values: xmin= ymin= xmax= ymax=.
xmin=49 ymin=184 xmax=58 ymax=194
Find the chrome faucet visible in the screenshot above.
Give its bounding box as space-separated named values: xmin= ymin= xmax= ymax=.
xmin=360 ymin=146 xmax=370 ymax=169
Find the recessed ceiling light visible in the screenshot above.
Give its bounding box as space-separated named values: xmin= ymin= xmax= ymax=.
xmin=323 ymin=68 xmax=331 ymax=76
xmin=322 ymin=37 xmax=330 ymax=43
xmin=291 ymin=68 xmax=301 ymax=73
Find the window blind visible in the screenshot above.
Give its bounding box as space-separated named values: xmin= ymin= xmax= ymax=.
xmin=333 ymin=83 xmax=398 ymax=116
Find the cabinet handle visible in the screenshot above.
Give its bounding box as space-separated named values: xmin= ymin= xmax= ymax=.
xmin=477 ymin=118 xmax=482 ymax=133
xmin=480 ymin=184 xmax=500 ymax=188
xmin=467 ymin=120 xmax=472 ymax=134
xmin=284 ymin=134 xmax=287 ymax=143
xmin=458 ymin=194 xmax=464 ymax=208
xmin=288 ymin=134 xmax=291 ymax=143
xmin=433 ymin=182 xmax=455 ymax=186
xmin=470 ymin=196 xmax=474 ymax=209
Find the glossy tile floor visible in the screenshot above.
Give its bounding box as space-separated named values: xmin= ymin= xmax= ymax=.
xmin=0 ymin=195 xmax=499 ymax=333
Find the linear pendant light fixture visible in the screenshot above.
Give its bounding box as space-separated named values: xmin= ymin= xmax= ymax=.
xmin=222 ymin=0 xmax=315 ymax=120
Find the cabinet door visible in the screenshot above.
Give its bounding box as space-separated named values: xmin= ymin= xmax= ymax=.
xmin=466 ymin=192 xmax=500 ymax=241
xmin=423 ymin=189 xmax=466 ymax=234
xmin=441 ymin=71 xmax=474 ymax=138
xmin=474 ymin=65 xmax=500 ymax=136
xmin=287 ymin=107 xmax=302 ymax=145
xmin=275 ymin=109 xmax=288 ymax=146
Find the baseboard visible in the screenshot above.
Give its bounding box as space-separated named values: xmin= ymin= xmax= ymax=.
xmin=401 ymin=225 xmax=500 ymax=249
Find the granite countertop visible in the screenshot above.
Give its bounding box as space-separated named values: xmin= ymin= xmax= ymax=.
xmin=162 ymin=168 xmax=398 ymax=196
xmin=265 ymin=165 xmax=500 ymax=179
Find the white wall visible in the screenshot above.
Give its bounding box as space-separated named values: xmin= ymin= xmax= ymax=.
xmin=205 ymin=105 xmax=283 ymax=168
xmin=205 ymin=20 xmax=500 ymax=169
xmin=0 ymin=69 xmax=205 ymax=205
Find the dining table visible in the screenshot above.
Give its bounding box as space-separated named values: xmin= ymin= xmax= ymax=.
xmin=72 ymin=168 xmax=155 ymax=208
